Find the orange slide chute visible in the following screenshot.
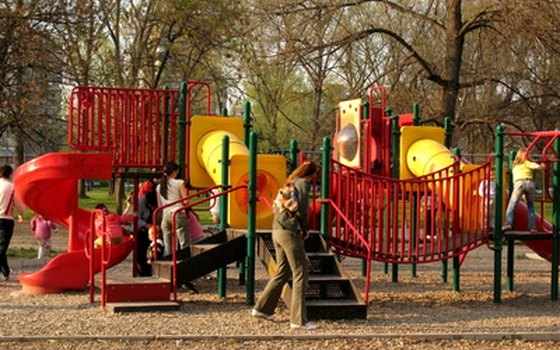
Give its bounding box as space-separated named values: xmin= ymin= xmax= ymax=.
xmin=14 ymin=153 xmax=134 ymax=294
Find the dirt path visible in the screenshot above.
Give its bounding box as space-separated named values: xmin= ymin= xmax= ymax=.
xmin=2 ymin=222 xmax=560 ymax=349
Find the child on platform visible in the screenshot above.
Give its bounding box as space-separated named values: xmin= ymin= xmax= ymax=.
xmin=94 ymin=203 xmax=136 ymax=247
xmin=502 ymin=148 xmax=544 ymax=233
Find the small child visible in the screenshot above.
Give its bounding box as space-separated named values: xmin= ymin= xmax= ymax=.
xmin=273 ymin=182 xmax=299 ymax=214
xmin=502 ymin=148 xmax=544 ymax=233
xmin=93 ymin=203 xmax=135 ymax=248
xmin=147 ymin=225 xmax=164 ymax=263
xmin=30 ymin=214 xmax=58 ymax=259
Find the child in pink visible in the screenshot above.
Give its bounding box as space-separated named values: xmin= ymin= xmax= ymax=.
xmin=94 ymin=203 xmax=135 ymax=247
xmin=30 ymin=214 xmax=57 ymax=259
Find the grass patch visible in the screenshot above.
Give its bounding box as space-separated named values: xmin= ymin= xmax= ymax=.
xmin=7 ymin=247 xmax=61 ymax=259
xmin=79 ymin=187 xmax=117 ymax=211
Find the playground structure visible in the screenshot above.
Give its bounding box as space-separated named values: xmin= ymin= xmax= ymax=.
xmin=10 ymin=82 xmax=560 ymax=317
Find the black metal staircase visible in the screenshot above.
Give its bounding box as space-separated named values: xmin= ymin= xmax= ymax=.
xmin=256 ymin=230 xmax=367 ymax=319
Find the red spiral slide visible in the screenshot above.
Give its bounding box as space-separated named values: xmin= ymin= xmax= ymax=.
xmin=14 ymin=153 xmax=134 ymax=294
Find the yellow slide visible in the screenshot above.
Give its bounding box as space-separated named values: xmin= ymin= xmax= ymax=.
xmin=188 ymin=116 xmax=286 ymax=229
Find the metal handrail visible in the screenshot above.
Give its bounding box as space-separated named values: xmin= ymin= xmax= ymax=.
xmin=168 ymin=185 xmax=247 ymax=301
xmin=322 ymin=198 xmax=372 ymax=303
xmin=150 ymin=185 xmax=224 ymax=260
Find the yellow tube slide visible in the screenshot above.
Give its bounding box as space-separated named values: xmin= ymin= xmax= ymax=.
xmin=189 ymin=116 xmax=286 ymax=229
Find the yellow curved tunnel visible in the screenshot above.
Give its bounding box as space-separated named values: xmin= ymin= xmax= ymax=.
xmin=189 ymin=116 xmax=286 ymax=229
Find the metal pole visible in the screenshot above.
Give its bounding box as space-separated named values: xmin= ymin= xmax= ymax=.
xmin=412 ymin=103 xmax=420 ymax=126
xmin=217 ymin=135 xmax=230 ymax=298
xmin=289 ymin=139 xmax=299 ymax=173
xmin=246 ymin=132 xmax=258 ymax=305
xmin=452 ymin=147 xmax=461 ymax=292
xmin=321 ymin=137 xmax=332 ymax=241
xmin=390 ymin=114 xmax=400 ymax=283
xmin=551 ymin=132 xmax=560 ymax=300
xmin=178 ymin=82 xmax=187 ymax=170
xmin=243 ymin=101 xmax=252 ymax=147
xmin=493 ymin=124 xmax=505 ymax=303
xmin=441 ymin=117 xmax=454 ymax=283
xmin=362 ymin=101 xmax=370 ymax=277
xmin=505 ymin=150 xmax=515 ymax=292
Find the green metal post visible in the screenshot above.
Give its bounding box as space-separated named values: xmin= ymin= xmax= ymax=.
xmin=412 ymin=103 xmax=420 ymax=126
xmin=441 ymin=117 xmax=454 ymax=283
xmin=493 ymin=125 xmax=505 ymax=303
xmin=452 ymin=147 xmax=461 ymax=292
xmin=505 ymin=150 xmax=515 ymax=291
xmin=243 ymin=101 xmax=252 ymax=147
xmin=217 ymin=136 xmax=230 ymax=298
xmin=221 ymin=107 xmax=228 ymax=116
xmin=246 ymin=132 xmax=258 ymax=305
xmin=390 ymin=114 xmax=400 ymax=283
xmin=321 ymin=137 xmax=332 ymax=241
xmin=362 ymin=101 xmax=370 ymax=120
xmin=362 ymin=101 xmax=370 ymax=277
xmin=444 ymin=117 xmax=453 ymax=147
xmin=409 ymin=103 xmax=421 ymax=277
xmin=289 ymin=140 xmax=299 ymax=173
xmin=178 ymin=82 xmax=188 ymax=169
xmin=551 ymin=133 xmax=560 ymax=301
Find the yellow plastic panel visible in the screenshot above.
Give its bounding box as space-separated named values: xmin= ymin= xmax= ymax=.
xmin=188 ymin=116 xmax=244 ymax=188
xmin=400 ymin=126 xmax=445 ymax=180
xmin=337 ymin=99 xmax=362 ymax=168
xmin=229 ymin=154 xmax=286 ymax=229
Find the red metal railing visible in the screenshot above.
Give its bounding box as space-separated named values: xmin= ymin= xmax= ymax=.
xmin=327 ymin=158 xmax=493 ymax=264
xmin=167 ymin=185 xmax=247 ymax=301
xmin=68 ymin=86 xmax=179 ymax=168
xmin=150 ymin=185 xmax=245 ymax=301
xmin=86 ymin=209 xmax=107 ymax=304
xmin=506 ymin=130 xmax=560 ymax=226
xmin=322 ymin=198 xmax=372 ymax=303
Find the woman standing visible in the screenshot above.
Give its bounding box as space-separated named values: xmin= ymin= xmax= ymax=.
xmin=156 ymin=162 xmax=190 ymax=257
xmin=0 ymin=165 xmax=24 ymax=281
xmin=251 ymin=161 xmax=319 ymax=330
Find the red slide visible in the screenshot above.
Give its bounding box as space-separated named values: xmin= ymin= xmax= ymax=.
xmin=513 ymin=203 xmax=554 ymax=261
xmin=14 ymin=153 xmax=134 ymax=294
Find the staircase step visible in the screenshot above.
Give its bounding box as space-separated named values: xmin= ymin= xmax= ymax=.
xmin=307 ymin=253 xmax=340 ymax=275
xmin=105 ymin=277 xmax=171 ymax=303
xmin=107 ymin=301 xmax=180 ymax=313
xmin=153 ymin=232 xmax=246 ymax=283
xmin=306 ymin=277 xmax=355 ymax=300
xmin=306 ymin=299 xmax=367 ymax=320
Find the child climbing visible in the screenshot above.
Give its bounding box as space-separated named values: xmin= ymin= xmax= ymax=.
xmin=94 ymin=203 xmax=136 ymax=248
xmin=30 ymin=214 xmax=58 ymax=259
xmin=502 ymin=148 xmax=544 ymax=233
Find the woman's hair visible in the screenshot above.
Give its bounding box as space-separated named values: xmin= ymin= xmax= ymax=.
xmin=513 ymin=148 xmax=528 ymax=166
xmin=286 ymin=161 xmax=319 ymax=184
xmin=159 ymin=162 xmax=180 ymax=200
xmin=0 ymin=164 xmax=13 ymax=179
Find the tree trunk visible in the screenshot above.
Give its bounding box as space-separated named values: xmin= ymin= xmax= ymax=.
xmin=14 ymin=129 xmax=25 ymax=166
xmin=441 ymin=0 xmax=465 ymax=121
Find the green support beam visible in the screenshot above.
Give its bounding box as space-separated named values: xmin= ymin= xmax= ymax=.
xmin=217 ymin=135 xmax=230 ymax=298
xmin=493 ymin=125 xmax=505 ymax=303
xmin=246 ymin=132 xmax=258 ymax=305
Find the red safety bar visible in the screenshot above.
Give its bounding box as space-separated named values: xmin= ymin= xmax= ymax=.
xmin=68 ymin=86 xmax=179 ymax=168
xmin=168 ymin=185 xmax=247 ymax=301
xmin=327 ymin=158 xmax=493 ymax=264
